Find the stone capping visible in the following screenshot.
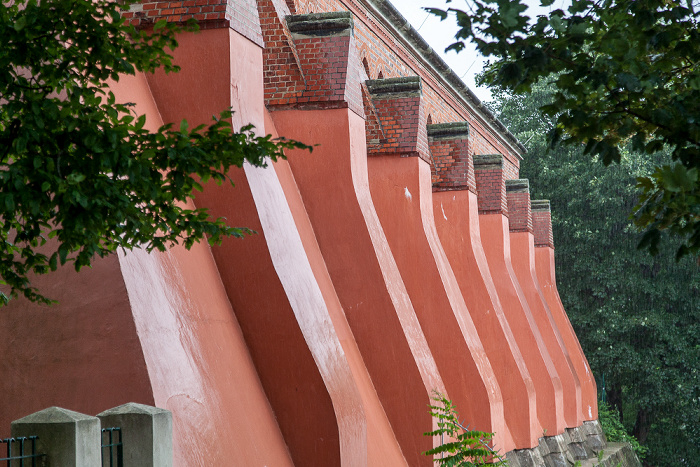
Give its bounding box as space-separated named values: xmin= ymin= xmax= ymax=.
xmin=531 ymin=200 xmax=551 ymax=212
xmin=427 ymin=122 xmax=469 ymax=140
xmin=12 ymin=406 xmax=101 ymax=467
xmin=365 ymin=76 xmax=421 ymax=98
xmin=98 ymin=402 xmax=173 ymax=467
xmin=286 ymin=11 xmax=353 ymax=37
xmin=506 ymin=179 xmax=530 ymax=193
xmin=356 ymin=0 xmax=525 ymax=158
xmin=473 ymin=154 xmax=504 ymax=170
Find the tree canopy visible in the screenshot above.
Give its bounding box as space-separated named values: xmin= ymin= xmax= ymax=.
xmin=0 ymin=0 xmax=309 ymax=304
xmin=428 ymin=0 xmax=700 ymax=258
xmin=491 ymin=80 xmax=699 ymax=466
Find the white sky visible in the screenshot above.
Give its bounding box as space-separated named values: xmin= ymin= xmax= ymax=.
xmin=391 ymin=0 xmax=569 ymax=103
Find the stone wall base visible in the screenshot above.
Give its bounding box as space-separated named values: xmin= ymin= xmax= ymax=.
xmin=505 ymin=421 xmax=640 ymax=467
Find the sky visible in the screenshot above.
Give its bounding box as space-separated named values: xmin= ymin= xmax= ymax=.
xmin=391 ymin=0 xmax=568 ymax=103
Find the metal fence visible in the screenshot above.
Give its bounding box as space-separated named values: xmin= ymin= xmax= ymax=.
xmin=101 ymin=427 xmax=123 ymax=467
xmin=0 ymin=437 xmax=42 ymax=467
xmin=0 ymin=428 xmax=123 ymax=467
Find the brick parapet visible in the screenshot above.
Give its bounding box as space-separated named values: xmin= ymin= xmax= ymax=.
xmin=505 ymin=179 xmax=533 ymax=233
xmin=123 ymin=0 xmax=264 ymax=46
xmin=257 ymin=9 xmax=364 ymax=115
xmin=474 ymin=154 xmax=508 ymax=216
xmin=428 ymin=123 xmax=474 ymax=193
xmin=365 ymin=77 xmax=430 ymax=164
xmin=258 ymin=0 xmax=307 ymax=106
xmin=265 ymin=0 xmax=524 ymax=171
xmin=362 ymin=83 xmax=386 ymax=146
xmin=532 ymin=200 xmax=555 ymax=248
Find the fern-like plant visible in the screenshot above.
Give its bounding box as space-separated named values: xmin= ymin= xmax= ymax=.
xmin=598 ymin=401 xmax=648 ymax=459
xmin=423 ymin=392 xmax=507 ymax=466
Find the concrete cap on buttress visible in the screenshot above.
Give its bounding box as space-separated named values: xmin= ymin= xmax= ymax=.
xmin=286 ymin=11 xmax=353 ymax=37
xmin=531 ymin=200 xmax=551 ymax=212
xmin=505 ymin=179 xmax=530 ymax=193
xmin=473 ymin=154 xmax=503 ymax=170
xmin=365 ymin=76 xmax=422 ymax=98
xmin=427 ymin=122 xmax=469 ymax=140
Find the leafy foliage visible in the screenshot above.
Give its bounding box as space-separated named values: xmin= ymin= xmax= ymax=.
xmin=598 ymin=401 xmax=648 ymax=459
xmin=429 ymin=0 xmax=700 ymax=258
xmin=423 ymin=392 xmax=507 ymax=467
xmin=0 ymin=0 xmax=310 ymax=304
xmin=491 ymin=80 xmax=699 ymax=467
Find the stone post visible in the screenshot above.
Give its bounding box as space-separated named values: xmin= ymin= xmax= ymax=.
xmin=98 ymin=402 xmax=173 ymax=467
xmin=11 ymin=407 xmax=101 ymax=467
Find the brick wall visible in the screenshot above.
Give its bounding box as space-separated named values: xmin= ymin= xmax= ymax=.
xmin=124 ymin=1 xmax=524 ymax=171
xmin=264 ymin=0 xmax=523 ymax=170
xmin=365 ymin=77 xmax=430 ymax=163
xmin=532 ymin=200 xmax=554 ymax=248
xmin=362 ymin=84 xmax=385 ymax=145
xmin=285 ymin=13 xmax=364 ymax=115
xmin=258 ymin=6 xmax=364 ymax=115
xmin=428 ymin=123 xmax=475 ymax=193
xmin=506 ymin=179 xmax=533 ymax=233
xmin=124 ymin=0 xmax=264 ymax=46
xmin=474 ymin=154 xmax=508 ymax=216
xmin=258 ymin=0 xmax=312 ymax=106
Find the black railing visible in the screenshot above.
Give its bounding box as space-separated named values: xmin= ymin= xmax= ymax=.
xmin=0 ymin=437 xmax=42 ymax=467
xmin=101 ymin=427 xmax=123 ymax=467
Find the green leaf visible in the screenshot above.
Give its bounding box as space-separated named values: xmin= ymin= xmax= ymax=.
xmin=153 ymin=18 xmax=167 ymax=32
xmin=13 ymin=16 xmax=26 ymax=31
xmin=425 ymin=7 xmax=447 ymax=20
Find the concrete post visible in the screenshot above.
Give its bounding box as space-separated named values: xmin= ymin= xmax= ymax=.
xmin=98 ymin=402 xmax=172 ymax=467
xmin=11 ymin=406 xmax=101 ymax=467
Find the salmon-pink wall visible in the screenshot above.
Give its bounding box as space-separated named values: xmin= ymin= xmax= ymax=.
xmin=433 ymin=189 xmax=541 ymax=449
xmin=107 ymin=31 xmax=296 ymax=465
xmin=118 ymin=240 xmax=295 ymax=466
xmin=1 ymin=3 xmax=606 ymax=464
xmin=0 ymin=253 xmax=153 ymax=438
xmin=536 ymin=246 xmax=598 ymax=421
xmin=268 ymin=153 xmax=408 ymax=467
xmin=198 ymin=161 xmax=345 ymax=466
xmin=139 ymin=26 xmax=398 ymax=466
xmin=173 ymin=28 xmax=342 ymax=466
xmin=272 ymin=107 xmax=446 ymax=466
xmin=367 ymin=155 xmax=507 ymax=452
xmin=510 ymin=232 xmax=583 ymax=428
xmin=479 ymin=214 xmax=567 ymax=435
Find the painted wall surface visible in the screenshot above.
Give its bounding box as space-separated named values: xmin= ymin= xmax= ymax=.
xmin=271 ymin=107 xmax=446 ymax=466
xmin=433 ymin=189 xmax=541 ymax=449
xmin=536 ymin=246 xmax=598 ymax=421
xmin=268 ymin=150 xmax=407 ymax=466
xmin=118 ymin=240 xmax=295 ymax=466
xmin=0 ymin=252 xmax=153 ymax=439
xmin=109 ymin=30 xmax=296 ymax=466
xmin=510 ymin=232 xmax=583 ymax=428
xmin=479 ymin=214 xmax=567 ymax=435
xmin=1 ymin=0 xmax=602 ymax=464
xmin=150 ymin=26 xmax=341 ymax=466
xmin=367 ymin=155 xmax=507 ymax=452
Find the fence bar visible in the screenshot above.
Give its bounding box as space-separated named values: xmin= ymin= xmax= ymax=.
xmin=101 ymin=427 xmax=123 ymax=467
xmin=98 ymin=403 xmax=172 ymax=467
xmin=0 ymin=437 xmax=43 ymax=466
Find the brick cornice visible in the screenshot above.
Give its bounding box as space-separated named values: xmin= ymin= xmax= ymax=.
xmin=428 ymin=122 xmax=474 ymax=193
xmin=365 ymin=77 xmax=430 ymax=163
xmin=474 ymin=154 xmax=508 ymax=216
xmin=345 ymin=0 xmax=525 ymax=160
xmin=506 ymin=179 xmax=533 ymax=233
xmin=532 ymin=200 xmax=555 ymax=248
xmin=124 ymin=0 xmax=264 ymax=46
